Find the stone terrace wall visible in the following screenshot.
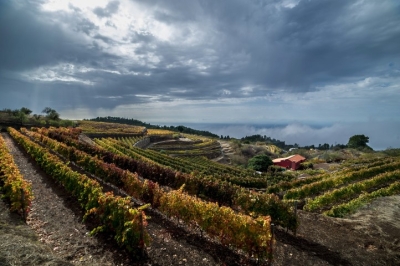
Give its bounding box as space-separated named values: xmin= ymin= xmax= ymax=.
xmin=134 ymin=137 xmax=151 ymax=148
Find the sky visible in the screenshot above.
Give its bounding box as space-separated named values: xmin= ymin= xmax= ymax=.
xmin=1 ymin=0 xmax=400 ymax=149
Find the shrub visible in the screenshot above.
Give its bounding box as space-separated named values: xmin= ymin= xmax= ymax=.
xmin=247 ymin=154 xmax=273 ymax=172
xmin=298 ymin=162 xmax=313 ymax=170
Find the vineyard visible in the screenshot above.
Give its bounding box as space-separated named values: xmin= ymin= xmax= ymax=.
xmin=1 ymin=125 xmax=399 ymax=265
xmin=78 ymin=120 xmax=146 ymax=135
xmin=146 ymin=132 xmax=223 ymax=159
xmin=269 ymin=157 xmax=400 ymax=217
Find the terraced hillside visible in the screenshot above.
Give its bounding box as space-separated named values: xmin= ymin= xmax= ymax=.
xmin=95 ymin=136 xmax=296 ymax=189
xmin=148 ymin=135 xmax=222 ymax=159
xmin=267 ymin=157 xmax=400 ymax=217
xmin=19 ymin=126 xmax=283 ymax=264
xmin=2 ymin=125 xmax=399 ymax=265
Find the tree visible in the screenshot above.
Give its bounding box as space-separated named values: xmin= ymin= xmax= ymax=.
xmin=20 ymin=107 xmax=32 ymax=115
xmin=12 ymin=108 xmax=31 ymax=125
xmin=347 ymin=134 xmax=372 ymax=150
xmin=2 ymin=108 xmax=13 ymax=114
xmin=42 ymin=107 xmax=60 ymax=120
xmin=318 ymin=143 xmax=330 ymax=150
xmin=42 ymin=107 xmax=53 ymax=114
xmin=33 ymin=114 xmax=42 ymax=120
xmin=247 ymin=154 xmax=273 ymax=172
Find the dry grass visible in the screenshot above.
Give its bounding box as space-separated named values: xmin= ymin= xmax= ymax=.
xmin=0 ymin=199 xmax=73 ymax=266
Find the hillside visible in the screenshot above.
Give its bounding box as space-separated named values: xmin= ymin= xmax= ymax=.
xmin=87 ymin=117 xmax=220 ymax=138
xmin=0 ymin=123 xmax=399 ymax=265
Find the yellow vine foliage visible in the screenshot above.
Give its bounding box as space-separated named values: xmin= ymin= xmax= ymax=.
xmin=0 ymin=132 xmax=33 ymax=216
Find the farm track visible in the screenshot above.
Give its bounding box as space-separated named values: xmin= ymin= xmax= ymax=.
xmin=274 ymin=228 xmax=351 ymax=265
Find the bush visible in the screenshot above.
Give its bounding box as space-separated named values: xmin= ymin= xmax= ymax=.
xmin=268 ymin=165 xmax=285 ymax=173
xmin=298 ymin=162 xmax=313 ymax=170
xmin=383 ymin=148 xmax=400 ymax=157
xmin=247 ymin=154 xmax=273 ymax=172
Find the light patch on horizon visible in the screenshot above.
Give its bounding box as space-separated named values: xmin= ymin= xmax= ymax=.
xmin=95 ymin=96 xmax=123 ymax=99
xmin=169 ymin=89 xmax=189 ymax=94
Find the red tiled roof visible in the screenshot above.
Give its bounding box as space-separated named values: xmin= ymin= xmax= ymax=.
xmin=289 ymin=154 xmax=306 ymax=163
xmin=272 ymin=154 xmax=306 ymax=163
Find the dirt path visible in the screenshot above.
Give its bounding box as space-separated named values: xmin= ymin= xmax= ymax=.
xmin=212 ymin=141 xmax=234 ymax=164
xmin=0 ymin=194 xmax=73 ymax=266
xmin=296 ymin=201 xmax=400 ymax=266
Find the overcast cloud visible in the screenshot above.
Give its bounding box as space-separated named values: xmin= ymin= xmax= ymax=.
xmin=1 ymin=0 xmax=400 ymax=148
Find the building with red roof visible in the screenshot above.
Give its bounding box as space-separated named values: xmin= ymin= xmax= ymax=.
xmin=272 ymin=154 xmax=306 ymax=170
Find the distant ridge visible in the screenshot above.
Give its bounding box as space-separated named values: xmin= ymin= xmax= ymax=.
xmin=86 ymin=116 xmax=220 ymax=138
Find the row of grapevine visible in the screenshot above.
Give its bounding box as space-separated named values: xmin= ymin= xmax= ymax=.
xmin=147 ymin=136 xmax=221 ymax=158
xmin=0 ymin=134 xmax=33 ymax=217
xmin=150 ymin=142 xmax=221 ymax=152
xmin=23 ymin=128 xmax=274 ymax=260
xmin=9 ymin=128 xmax=149 ymax=255
xmin=109 ymin=137 xmax=271 ymax=188
xmin=185 ymin=155 xmax=253 ymax=176
xmin=324 ymin=180 xmax=400 ymax=217
xmin=159 ymin=187 xmax=273 ymax=260
xmin=267 ymin=173 xmax=330 ymax=194
xmin=340 ymin=156 xmax=394 ymax=168
xmin=146 ymin=129 xmax=175 ymax=136
xmin=118 ymin=136 xmax=147 ymax=147
xmin=78 ymin=120 xmax=146 ymax=134
xmin=267 ymin=157 xmax=395 ymax=195
xmin=94 ymin=137 xmax=296 ymax=230
xmin=106 ymin=138 xmax=222 ymax=175
xmin=114 ymin=137 xmax=194 ymax=172
xmin=98 ymin=137 xmax=269 ymax=192
xmin=304 ymin=169 xmax=400 ymax=212
xmin=32 ymin=127 xmax=298 ymax=231
xmin=283 ymin=160 xmax=400 ymax=200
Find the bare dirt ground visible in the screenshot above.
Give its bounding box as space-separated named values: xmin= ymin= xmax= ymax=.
xmin=213 ymin=141 xmax=234 ymax=164
xmin=1 ymin=132 xmax=400 ymax=265
xmin=296 ymin=195 xmax=400 ymax=266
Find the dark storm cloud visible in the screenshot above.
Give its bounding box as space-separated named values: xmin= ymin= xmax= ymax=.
xmin=199 ymin=0 xmax=400 ymax=90
xmin=124 ymin=0 xmax=400 ymax=94
xmin=1 ymin=0 xmax=400 ymax=117
xmin=0 ymin=2 xmax=68 ymax=71
xmin=0 ymin=1 xmax=116 ymax=73
xmin=274 ymin=0 xmax=400 ymax=87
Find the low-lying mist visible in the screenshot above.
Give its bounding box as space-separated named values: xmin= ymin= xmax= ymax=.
xmin=187 ymin=121 xmax=400 ymax=151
